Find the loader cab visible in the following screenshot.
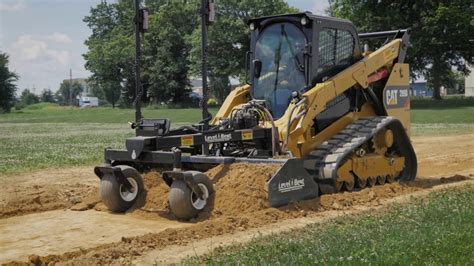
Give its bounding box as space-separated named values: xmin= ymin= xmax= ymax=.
xmin=248 ymin=12 xmax=362 ymax=118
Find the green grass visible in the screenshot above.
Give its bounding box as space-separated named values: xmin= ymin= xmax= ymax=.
xmin=0 ymin=105 xmax=218 ymax=175
xmin=0 ymin=123 xmax=133 ymax=175
xmin=189 ymin=185 xmax=474 ymax=265
xmin=2 ymin=98 xmax=472 ymax=124
xmin=411 ymin=107 xmax=474 ymax=124
xmin=0 ymin=98 xmax=472 ymax=175
xmin=411 ymin=96 xmax=474 ymax=109
xmin=0 ymin=104 xmax=218 ymax=124
xmin=410 ymin=97 xmax=474 ymax=124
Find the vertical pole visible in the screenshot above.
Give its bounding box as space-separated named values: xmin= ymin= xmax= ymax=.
xmin=134 ymin=0 xmax=142 ymax=125
xmin=200 ymin=0 xmax=210 ymax=155
xmin=69 ymin=68 xmax=73 ymax=106
xmin=200 ymin=0 xmax=210 ymax=127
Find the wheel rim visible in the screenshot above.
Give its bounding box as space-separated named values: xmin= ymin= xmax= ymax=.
xmin=191 ymin=183 xmax=209 ymax=210
xmin=119 ymin=177 xmax=138 ymax=202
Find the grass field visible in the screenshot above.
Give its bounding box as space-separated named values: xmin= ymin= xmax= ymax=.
xmin=1 ymin=99 xmax=473 ymax=124
xmin=189 ymin=185 xmax=474 ymax=265
xmin=0 ymin=98 xmax=473 ymax=175
xmin=0 ymin=103 xmax=219 ymax=124
xmin=0 ymin=123 xmax=132 ymax=174
xmin=411 ymin=97 xmax=474 ymax=124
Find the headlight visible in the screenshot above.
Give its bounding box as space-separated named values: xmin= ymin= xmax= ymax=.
xmin=301 ymin=16 xmax=308 ymax=26
xmin=249 ymin=23 xmax=256 ymax=31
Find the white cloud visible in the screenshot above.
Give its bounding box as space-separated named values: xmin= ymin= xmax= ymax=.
xmin=46 ymin=32 xmax=73 ymax=44
xmin=313 ymin=0 xmax=330 ymax=15
xmin=0 ymin=0 xmax=26 ymax=12
xmin=47 ymin=49 xmax=71 ymax=65
xmin=12 ymin=35 xmax=71 ymax=66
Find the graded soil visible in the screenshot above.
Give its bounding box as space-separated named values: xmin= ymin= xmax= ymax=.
xmin=1 ymin=133 xmax=473 ymax=264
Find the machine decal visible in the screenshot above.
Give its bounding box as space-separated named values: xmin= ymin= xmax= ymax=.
xmin=205 ymin=133 xmax=232 ymax=143
xmin=241 ymin=130 xmax=253 ymax=140
xmin=278 ymin=178 xmax=305 ymax=193
xmin=181 ymin=135 xmax=194 ymax=146
xmin=384 ymin=86 xmax=410 ymax=109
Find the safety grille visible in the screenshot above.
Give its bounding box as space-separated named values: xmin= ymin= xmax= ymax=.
xmin=318 ymin=28 xmax=355 ymax=75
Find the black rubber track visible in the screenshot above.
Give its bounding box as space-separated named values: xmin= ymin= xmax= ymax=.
xmin=303 ymin=116 xmax=417 ymax=191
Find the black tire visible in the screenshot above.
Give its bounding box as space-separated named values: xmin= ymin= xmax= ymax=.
xmin=168 ymin=171 xmax=213 ymax=220
xmin=100 ymin=165 xmax=144 ymax=212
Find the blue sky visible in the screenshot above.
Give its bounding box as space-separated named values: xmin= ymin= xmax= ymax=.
xmin=0 ymin=0 xmax=329 ymax=93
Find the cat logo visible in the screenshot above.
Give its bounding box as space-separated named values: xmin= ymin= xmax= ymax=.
xmin=386 ymin=89 xmax=398 ymax=105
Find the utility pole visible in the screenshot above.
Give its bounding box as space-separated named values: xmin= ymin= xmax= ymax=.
xmin=134 ymin=0 xmax=148 ymax=124
xmin=200 ymin=0 xmax=215 ymax=155
xmin=69 ymin=68 xmax=73 ymax=106
xmin=200 ymin=0 xmax=214 ymax=126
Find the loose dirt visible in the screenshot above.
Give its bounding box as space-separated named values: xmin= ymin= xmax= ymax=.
xmin=1 ymin=133 xmax=473 ymax=264
xmin=0 ymin=167 xmax=98 ymax=218
xmin=0 ymin=210 xmax=186 ymax=264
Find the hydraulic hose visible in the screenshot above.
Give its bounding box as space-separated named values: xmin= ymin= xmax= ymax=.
xmin=283 ymin=97 xmax=307 ymax=152
xmin=248 ymin=102 xmax=280 ymax=156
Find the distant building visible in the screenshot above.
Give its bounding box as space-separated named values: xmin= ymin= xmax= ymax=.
xmin=410 ymin=80 xmax=432 ymax=97
xmin=62 ymin=78 xmax=91 ymax=97
xmin=465 ymin=65 xmax=474 ymax=97
xmin=190 ymin=77 xmax=241 ymax=103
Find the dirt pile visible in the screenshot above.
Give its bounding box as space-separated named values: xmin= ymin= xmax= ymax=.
xmin=0 ymin=183 xmax=97 ymax=218
xmin=118 ymin=163 xmax=281 ymax=220
xmin=126 ymin=171 xmax=171 ymax=219
xmin=204 ymin=163 xmax=281 ymax=217
xmin=319 ymin=183 xmax=421 ymax=210
xmin=440 ymin=174 xmax=468 ymax=183
xmin=88 ymin=164 xmax=471 ymax=221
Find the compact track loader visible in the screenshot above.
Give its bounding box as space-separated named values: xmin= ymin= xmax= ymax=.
xmin=95 ymin=10 xmax=417 ymax=220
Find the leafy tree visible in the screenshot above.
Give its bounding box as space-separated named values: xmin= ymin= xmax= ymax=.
xmin=40 ymin=89 xmax=55 ymax=103
xmin=89 ymin=81 xmax=106 ymax=102
xmin=143 ymin=1 xmax=198 ymax=104
xmin=188 ymin=0 xmax=297 ymax=103
xmin=56 ymin=80 xmax=83 ymax=106
xmin=20 ymin=89 xmax=39 ymax=106
xmin=330 ymin=0 xmax=474 ymax=99
xmin=84 ymin=0 xmax=298 ymax=106
xmin=103 ymin=81 xmax=122 ymax=108
xmin=427 ymin=69 xmax=466 ymax=95
xmin=0 ymin=52 xmax=18 ymax=113
xmin=83 ymin=0 xmax=133 ymax=108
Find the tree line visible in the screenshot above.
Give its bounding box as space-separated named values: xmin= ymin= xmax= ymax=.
xmin=84 ymin=0 xmax=472 ymax=104
xmin=1 ymin=0 xmax=472 ymax=113
xmin=330 ymin=0 xmax=473 ymax=99
xmin=83 ymin=0 xmax=296 ymax=107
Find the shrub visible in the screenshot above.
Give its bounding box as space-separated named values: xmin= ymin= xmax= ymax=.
xmin=207 ymin=98 xmax=218 ymax=107
xmin=14 ymin=102 xmax=26 ymax=110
